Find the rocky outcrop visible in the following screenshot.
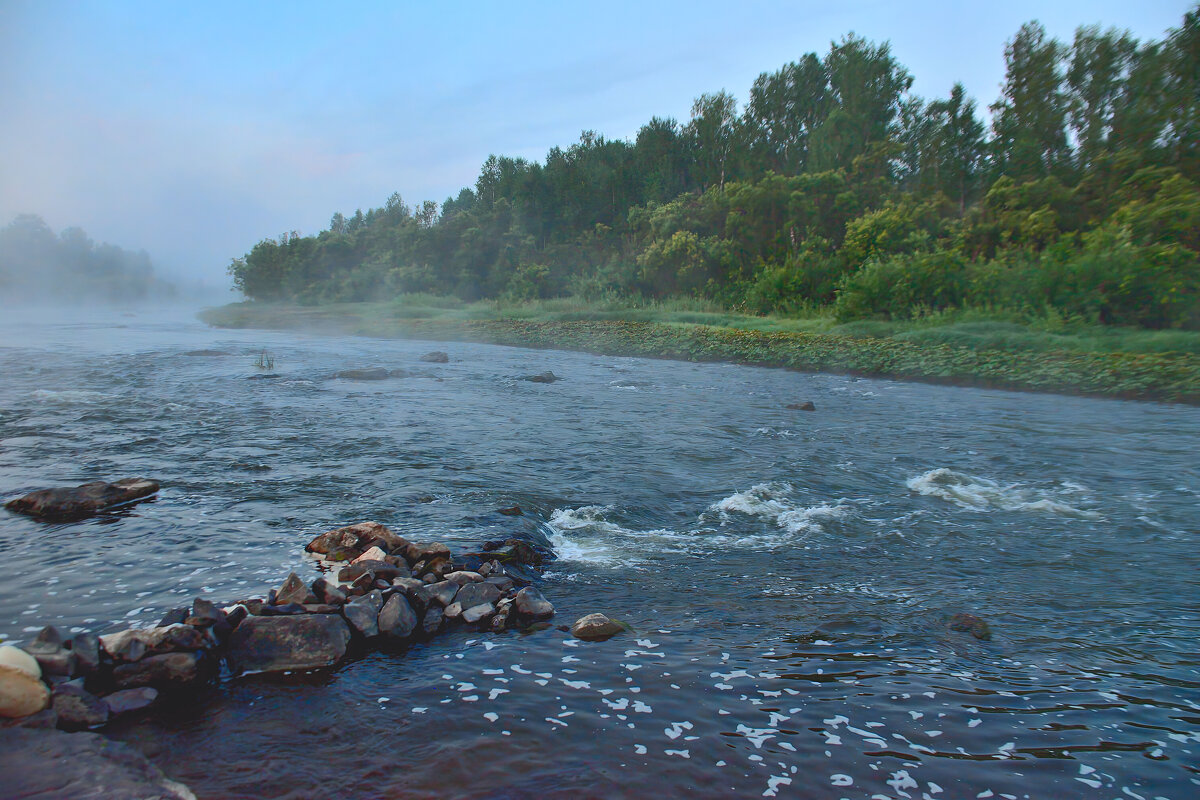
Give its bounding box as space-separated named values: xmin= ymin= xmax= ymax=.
xmin=4 ymin=478 xmax=160 ymax=521
xmin=304 ymin=521 xmax=410 ymax=561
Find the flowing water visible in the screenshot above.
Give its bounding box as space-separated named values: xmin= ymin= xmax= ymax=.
xmin=0 ymin=306 xmax=1198 ymax=799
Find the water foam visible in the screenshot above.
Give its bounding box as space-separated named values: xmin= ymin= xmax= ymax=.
xmin=906 ymin=468 xmax=1095 ymax=516
xmin=711 ymin=483 xmax=851 ymax=536
xmin=546 ymin=506 xmax=685 ymax=565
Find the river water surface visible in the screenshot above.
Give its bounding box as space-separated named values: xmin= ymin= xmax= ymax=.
xmin=0 ymin=306 xmax=1197 ymax=799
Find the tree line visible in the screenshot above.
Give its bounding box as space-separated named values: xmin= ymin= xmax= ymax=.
xmin=230 ymin=9 xmax=1200 ymax=329
xmin=0 ymin=214 xmax=172 ymax=302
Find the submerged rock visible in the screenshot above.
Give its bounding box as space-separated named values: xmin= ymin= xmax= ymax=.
xmin=949 ymin=612 xmax=992 ymax=641
xmin=570 ymin=613 xmax=625 ymax=641
xmin=4 ymin=478 xmax=160 ymax=521
xmin=419 ymin=351 xmax=449 ymax=363
xmin=226 ymin=615 xmax=351 ymax=674
xmin=522 ymin=371 xmax=561 ymax=383
xmin=786 ymin=401 xmax=816 ymax=411
xmin=0 ymin=728 xmax=195 ymax=800
xmin=497 ymin=505 xmax=523 ymax=516
xmin=334 ymin=368 xmax=389 ymax=380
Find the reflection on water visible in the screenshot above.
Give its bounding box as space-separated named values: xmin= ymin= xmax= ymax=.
xmin=1 ymin=306 xmax=1198 ymax=798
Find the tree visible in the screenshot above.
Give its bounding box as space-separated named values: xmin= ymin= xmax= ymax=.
xmin=1067 ymin=25 xmax=1137 ymax=168
xmin=991 ymin=22 xmax=1071 ymax=180
xmin=742 ymin=53 xmax=829 ymax=175
xmin=685 ymin=91 xmax=739 ymax=190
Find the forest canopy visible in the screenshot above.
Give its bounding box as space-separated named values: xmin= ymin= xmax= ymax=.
xmin=0 ymin=214 xmax=173 ymax=302
xmin=229 ymin=8 xmax=1200 ymax=330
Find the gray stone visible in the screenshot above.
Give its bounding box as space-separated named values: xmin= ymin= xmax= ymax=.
xmin=0 ymin=728 xmax=195 ymax=799
xmin=3 ymin=478 xmax=160 ymax=521
xmin=69 ymin=633 xmax=100 ymax=676
xmin=462 ymin=603 xmax=496 ymax=624
xmin=443 ymin=570 xmax=484 ymax=586
xmin=421 ymin=606 xmax=443 ymax=636
xmin=51 ymin=684 xmax=108 ymax=731
xmin=454 ymin=582 xmax=501 ymax=610
xmin=343 ymin=594 xmax=380 ymax=638
xmin=377 ymin=594 xmax=418 ymax=639
xmin=112 ymin=652 xmax=206 ymax=690
xmin=443 ymin=602 xmax=463 ymax=621
xmin=425 ymin=580 xmax=459 ymax=606
xmin=226 ymin=615 xmax=351 ymax=674
xmin=570 ymin=613 xmax=625 ymax=641
xmin=485 ymin=575 xmax=515 ymax=592
xmin=275 ymin=572 xmax=316 ymax=606
xmin=104 ymin=687 xmax=158 ymax=715
xmin=513 ymin=587 xmax=555 ymax=621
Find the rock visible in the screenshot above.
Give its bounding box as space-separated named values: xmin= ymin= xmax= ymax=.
xmin=523 ymin=371 xmax=560 ymax=383
xmin=259 ymin=602 xmax=307 ymax=616
xmin=485 ymin=575 xmax=515 ymax=593
xmin=68 ymin=634 xmax=100 ymax=676
xmin=388 ymin=368 xmax=413 ymax=378
xmin=112 ymin=652 xmax=207 ymax=690
xmin=404 ymin=541 xmax=451 ymax=566
xmin=570 ymin=613 xmax=625 ymax=641
xmin=512 ymin=587 xmax=555 ymax=621
xmin=443 ymin=602 xmax=463 ymax=621
xmin=482 ymin=538 xmax=543 ymax=566
xmin=100 ymin=630 xmax=147 ymax=663
xmin=334 ymin=368 xmax=389 ymax=380
xmin=497 ymin=505 xmax=523 ymax=516
xmin=462 ymin=603 xmax=496 ymax=624
xmin=0 ymin=728 xmax=195 ymax=799
xmin=454 ymin=582 xmax=501 ymax=610
xmin=489 ymin=609 xmax=510 ymax=632
xmin=24 ymin=627 xmax=74 ymax=677
xmin=186 ymin=598 xmax=223 ymax=627
xmin=311 ymin=578 xmax=346 ymax=606
xmin=443 ymin=570 xmax=484 ymax=586
xmin=225 ymin=605 xmax=248 ymax=629
xmin=4 ymin=478 xmax=160 ymax=521
xmin=158 ymin=607 xmax=189 ymax=627
xmin=227 ymin=615 xmax=351 ymax=675
xmin=104 ymin=687 xmax=158 ymax=715
xmin=419 ymin=351 xmax=449 ymax=363
xmin=304 ymin=521 xmax=409 ymax=561
xmin=352 ymin=545 xmax=387 ymax=564
xmin=949 ymin=612 xmax=992 ymax=641
xmin=343 ymin=594 xmax=380 ymax=638
xmin=391 ymin=576 xmax=426 ymax=593
xmin=275 ymin=572 xmax=317 ymax=606
xmin=301 ymin=604 xmax=339 ymax=614
xmin=1 ymin=709 xmax=57 ymax=730
xmin=421 ymin=606 xmax=444 ymax=636
xmin=786 ymin=401 xmax=816 ymax=411
xmin=0 ymin=663 xmax=50 ymax=718
xmin=338 ymin=560 xmax=405 ymax=583
xmin=377 ymin=594 xmax=418 ymax=640
xmin=425 ymin=580 xmax=459 ymax=606
xmin=51 ymin=683 xmax=108 ymax=730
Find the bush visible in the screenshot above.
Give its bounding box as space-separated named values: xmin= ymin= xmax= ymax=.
xmin=833 ymin=251 xmax=969 ymax=321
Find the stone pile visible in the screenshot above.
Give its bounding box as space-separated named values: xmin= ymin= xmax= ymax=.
xmin=0 ymin=520 xmax=555 ymax=732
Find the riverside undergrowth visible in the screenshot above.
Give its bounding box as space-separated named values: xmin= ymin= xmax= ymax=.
xmin=200 ymin=303 xmax=1200 ymax=404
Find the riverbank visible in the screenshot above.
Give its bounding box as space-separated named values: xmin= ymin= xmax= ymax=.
xmin=200 ymin=301 xmax=1200 ymax=404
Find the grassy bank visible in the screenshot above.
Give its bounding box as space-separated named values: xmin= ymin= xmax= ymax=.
xmin=200 ymin=299 xmax=1200 ymax=404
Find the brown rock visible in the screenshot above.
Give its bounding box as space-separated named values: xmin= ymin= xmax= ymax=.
xmin=570 ymin=613 xmax=625 ymax=641
xmin=4 ymin=478 xmax=160 ymax=520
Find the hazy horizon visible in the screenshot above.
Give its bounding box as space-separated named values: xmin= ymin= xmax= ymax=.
xmin=1 ymin=0 xmax=1191 ymax=290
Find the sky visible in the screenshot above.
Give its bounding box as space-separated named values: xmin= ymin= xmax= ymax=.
xmin=0 ymin=0 xmax=1193 ymax=289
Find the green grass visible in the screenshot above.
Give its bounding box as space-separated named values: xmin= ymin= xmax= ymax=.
xmin=199 ymin=299 xmax=1200 ymax=403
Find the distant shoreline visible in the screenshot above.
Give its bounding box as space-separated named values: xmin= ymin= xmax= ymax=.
xmin=199 ymin=302 xmax=1200 ymax=405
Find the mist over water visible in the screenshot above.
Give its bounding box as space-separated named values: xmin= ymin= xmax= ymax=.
xmin=1 ymin=306 xmax=1198 ymax=798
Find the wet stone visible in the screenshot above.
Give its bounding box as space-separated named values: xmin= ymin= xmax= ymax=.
xmin=421 ymin=606 xmax=444 ymax=636
xmin=112 ymin=652 xmax=207 ymax=690
xmin=786 ymin=401 xmax=816 ymax=411
xmin=444 ymin=571 xmax=484 ymax=586
xmin=259 ymin=602 xmax=307 ymax=616
xmin=497 ymin=505 xmax=523 ymax=516
xmin=454 ymin=582 xmax=501 ymax=610
xmin=425 ymin=580 xmax=459 ymax=606
xmin=188 ymin=598 xmax=222 ymax=627
xmin=377 ymin=594 xmax=418 ymax=640
xmin=104 ymin=687 xmax=158 ymax=716
xmin=570 ymin=613 xmax=625 ymax=641
xmin=485 ymin=575 xmax=515 ymax=592
xmin=513 ymin=587 xmax=555 ymax=621
xmin=3 ymin=478 xmax=160 ymax=521
xmin=68 ymin=633 xmax=100 ymax=676
xmin=343 ymin=594 xmax=380 ymax=638
xmin=462 ymin=603 xmax=496 ymax=625
xmin=158 ymin=607 xmax=189 ymax=627
xmin=276 ymin=573 xmax=317 ymax=606
xmin=227 ymin=615 xmax=351 ymax=675
xmin=51 ymin=683 xmax=109 ymax=731
xmin=949 ymin=612 xmax=992 ymax=641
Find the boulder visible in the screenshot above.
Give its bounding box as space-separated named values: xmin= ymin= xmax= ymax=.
xmin=419 ymin=351 xmax=450 ymax=363
xmin=949 ymin=612 xmax=992 ymax=641
xmin=523 ymin=371 xmax=560 ymax=383
xmin=443 ymin=570 xmax=484 ymax=586
xmin=24 ymin=627 xmax=74 ymax=677
xmin=485 ymin=575 xmax=515 ymax=593
xmin=186 ymin=598 xmax=223 ymax=628
xmin=304 ymin=521 xmax=409 ymax=561
xmin=454 ymin=582 xmax=501 ymax=610
xmin=377 ymin=594 xmax=418 ymax=640
xmin=512 ymin=587 xmax=555 ymax=621
xmin=51 ymin=683 xmax=108 ymax=731
xmin=334 ymin=368 xmax=389 ymax=380
xmin=786 ymin=401 xmax=816 ymax=411
xmin=311 ymin=578 xmax=346 ymax=606
xmin=100 ymin=626 xmax=209 ymax=664
xmin=104 ymin=687 xmax=158 ymax=716
xmin=275 ymin=573 xmax=317 ymax=606
xmin=4 ymin=478 xmax=160 ymax=521
xmin=112 ymin=652 xmax=208 ymax=690
xmin=0 ymin=664 xmax=50 ymax=718
xmin=226 ymin=615 xmax=351 ymax=675
xmin=352 ymin=546 xmax=387 ymax=564
xmin=462 ymin=603 xmax=496 ymax=625
xmin=425 ymin=580 xmax=458 ymax=606
xmin=0 ymin=728 xmax=195 ymax=799
xmin=570 ymin=613 xmax=625 ymax=641
xmin=404 ymin=541 xmax=451 ymax=566
xmin=481 ymin=538 xmax=543 ymax=565
xmin=343 ymin=594 xmax=380 ymax=638
xmin=421 ymin=606 xmax=444 ymax=636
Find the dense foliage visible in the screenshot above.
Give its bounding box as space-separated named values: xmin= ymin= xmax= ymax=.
xmin=0 ymin=214 xmax=171 ymax=301
xmin=230 ymin=9 xmax=1200 ymax=329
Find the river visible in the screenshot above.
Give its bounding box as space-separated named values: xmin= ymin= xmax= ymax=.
xmin=0 ymin=305 xmax=1197 ymax=799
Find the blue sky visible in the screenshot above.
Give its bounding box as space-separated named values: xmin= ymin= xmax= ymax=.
xmin=0 ymin=0 xmax=1192 ymax=288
